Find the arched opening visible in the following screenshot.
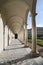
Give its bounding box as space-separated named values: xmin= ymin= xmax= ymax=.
xmin=26 ymin=10 xmax=37 ymax=54
xmin=27 ymin=11 xmax=32 ymax=39
xmin=15 ymin=33 xmax=18 ymax=39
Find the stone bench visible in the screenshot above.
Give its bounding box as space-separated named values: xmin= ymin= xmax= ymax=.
xmin=38 ymin=49 xmax=43 ymax=57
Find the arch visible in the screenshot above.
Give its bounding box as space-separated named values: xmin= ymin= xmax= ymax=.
xmin=6 ymin=15 xmax=24 ymax=25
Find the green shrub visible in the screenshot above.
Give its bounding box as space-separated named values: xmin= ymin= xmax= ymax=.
xmin=27 ymin=38 xmax=43 ymax=46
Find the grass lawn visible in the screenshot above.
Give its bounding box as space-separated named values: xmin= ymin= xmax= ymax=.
xmin=27 ymin=38 xmax=43 ymax=46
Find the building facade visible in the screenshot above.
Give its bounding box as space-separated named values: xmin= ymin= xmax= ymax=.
xmin=28 ymin=27 xmax=43 ymax=39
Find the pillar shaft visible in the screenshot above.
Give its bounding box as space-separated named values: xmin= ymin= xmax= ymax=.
xmin=24 ymin=24 xmax=27 ymax=45
xmin=32 ymin=13 xmax=37 ymax=53
xmin=3 ymin=23 xmax=5 ymax=50
xmin=23 ymin=28 xmax=25 ymax=43
xmin=25 ymin=25 xmax=27 ymax=44
xmin=8 ymin=28 xmax=9 ymax=46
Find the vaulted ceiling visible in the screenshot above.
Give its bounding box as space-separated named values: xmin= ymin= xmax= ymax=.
xmin=0 ymin=0 xmax=37 ymax=34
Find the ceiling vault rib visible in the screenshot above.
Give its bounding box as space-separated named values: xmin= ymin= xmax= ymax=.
xmin=6 ymin=15 xmax=24 ymax=23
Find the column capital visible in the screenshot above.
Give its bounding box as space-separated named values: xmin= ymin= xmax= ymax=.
xmin=30 ymin=13 xmax=37 ymax=17
xmin=32 ymin=13 xmax=37 ymax=16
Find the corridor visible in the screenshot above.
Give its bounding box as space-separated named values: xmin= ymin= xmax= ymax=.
xmin=0 ymin=0 xmax=39 ymax=60
xmin=0 ymin=39 xmax=43 ymax=65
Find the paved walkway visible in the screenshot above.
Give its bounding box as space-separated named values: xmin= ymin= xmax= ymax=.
xmin=0 ymin=39 xmax=43 ymax=65
xmin=27 ymin=42 xmax=43 ymax=51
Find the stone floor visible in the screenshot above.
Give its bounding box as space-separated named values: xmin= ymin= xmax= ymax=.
xmin=0 ymin=39 xmax=43 ymax=65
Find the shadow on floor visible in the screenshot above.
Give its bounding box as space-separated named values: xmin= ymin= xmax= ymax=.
xmin=5 ymin=46 xmax=29 ymax=51
xmin=2 ymin=53 xmax=39 ymax=65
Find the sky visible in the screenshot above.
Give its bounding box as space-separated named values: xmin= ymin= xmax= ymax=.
xmin=27 ymin=0 xmax=43 ymax=29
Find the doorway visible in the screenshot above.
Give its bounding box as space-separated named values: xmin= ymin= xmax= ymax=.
xmin=15 ymin=34 xmax=18 ymax=39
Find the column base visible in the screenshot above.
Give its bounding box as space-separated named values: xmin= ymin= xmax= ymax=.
xmin=29 ymin=51 xmax=39 ymax=58
xmin=3 ymin=48 xmax=5 ymax=51
xmin=22 ymin=41 xmax=25 ymax=44
xmin=22 ymin=43 xmax=24 ymax=44
xmin=24 ymin=43 xmax=29 ymax=48
xmin=8 ymin=44 xmax=9 ymax=46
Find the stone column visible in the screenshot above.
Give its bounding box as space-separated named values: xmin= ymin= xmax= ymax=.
xmin=24 ymin=24 xmax=28 ymax=45
xmin=3 ymin=22 xmax=5 ymax=51
xmin=8 ymin=28 xmax=9 ymax=46
xmin=31 ymin=13 xmax=37 ymax=53
xmin=23 ymin=28 xmax=25 ymax=44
